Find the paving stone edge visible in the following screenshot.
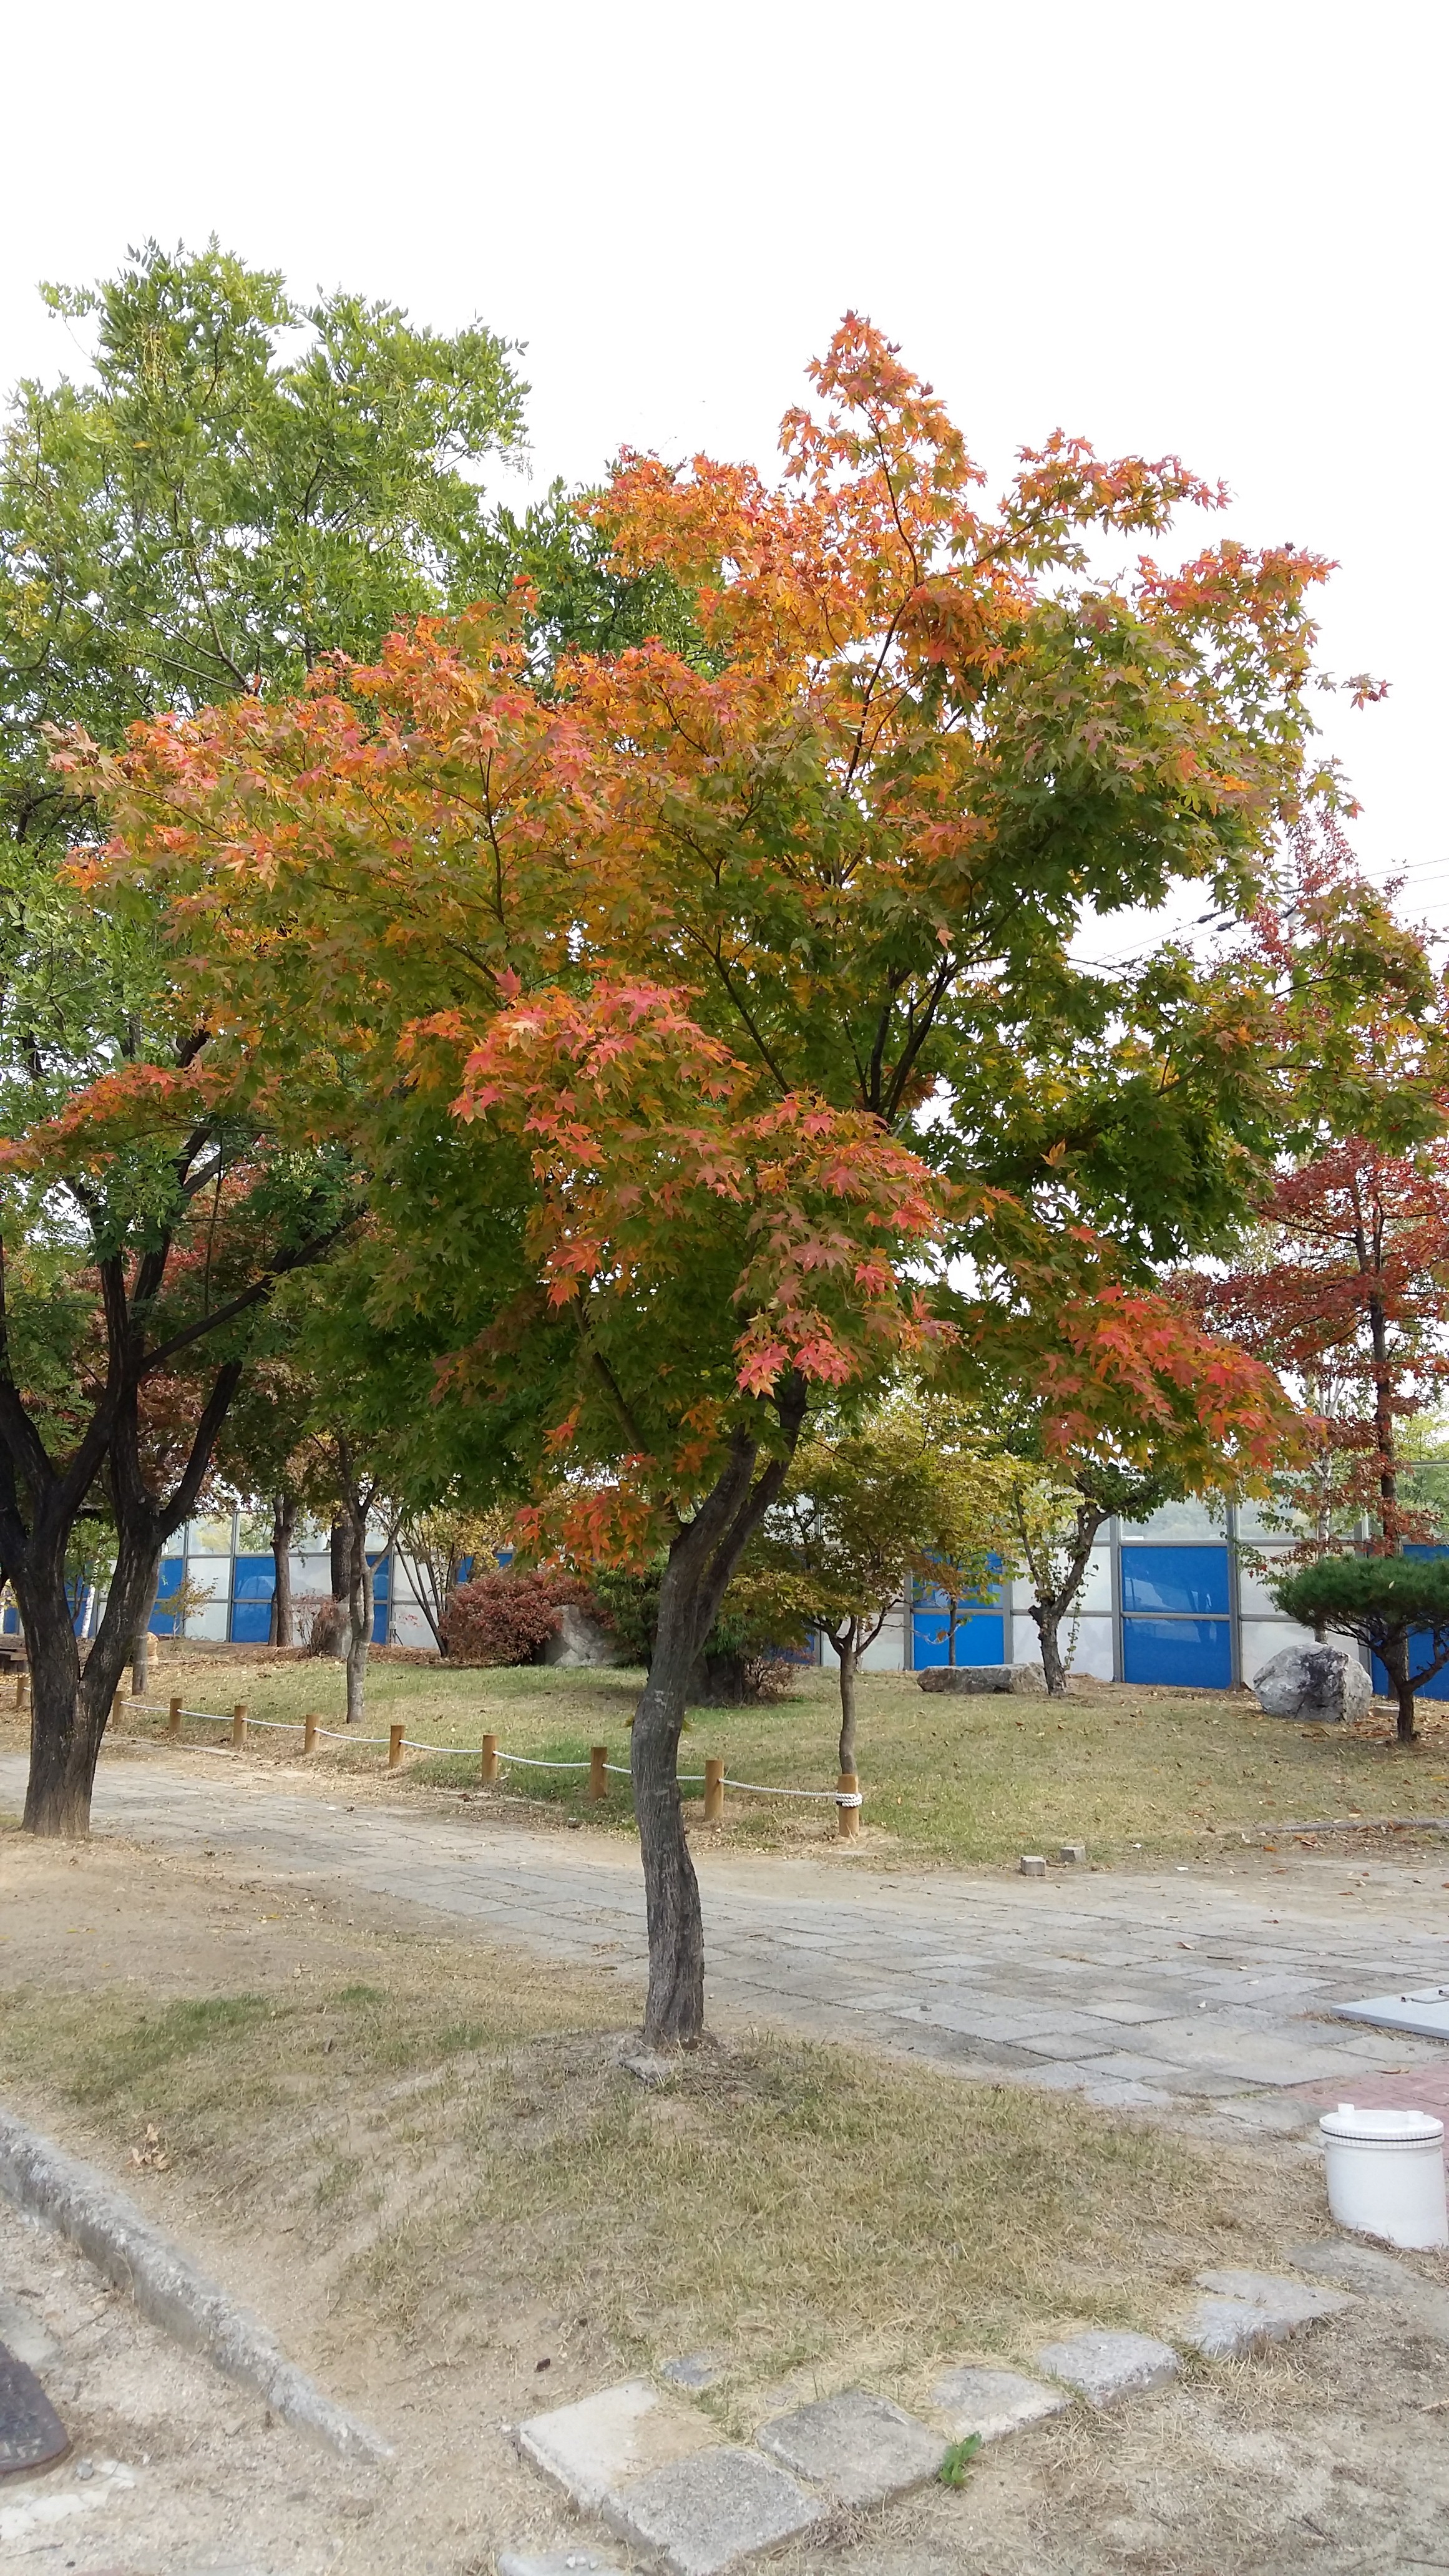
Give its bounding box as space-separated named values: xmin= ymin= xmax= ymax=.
xmin=0 ymin=2100 xmax=392 ymax=2461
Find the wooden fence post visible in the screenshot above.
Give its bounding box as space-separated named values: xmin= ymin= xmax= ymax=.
xmin=303 ymin=1712 xmax=318 ymax=1755
xmin=481 ymin=1732 xmax=498 ymax=1784
xmin=704 ymin=1757 xmax=725 ymax=1824
xmin=232 ymin=1701 xmax=248 ymax=1749
xmin=12 ymin=1672 xmax=25 ymax=1711
xmin=589 ymin=1744 xmax=608 ymax=1802
xmin=110 ymin=1689 xmax=126 ymax=1727
xmin=389 ymin=1724 xmax=405 ymax=1770
xmin=167 ymin=1695 xmax=182 ymax=1739
xmin=837 ymin=1771 xmax=860 ymax=1840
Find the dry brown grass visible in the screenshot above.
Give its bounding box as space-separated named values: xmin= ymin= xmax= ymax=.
xmin=0 ymin=1843 xmax=1320 ymax=2423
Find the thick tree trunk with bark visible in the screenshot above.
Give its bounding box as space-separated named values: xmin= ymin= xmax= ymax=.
xmin=328 ymin=1518 xmax=351 ymax=1659
xmin=635 ymin=1384 xmax=806 ymax=2047
xmin=21 ymin=1525 xmax=165 ymax=1836
xmin=269 ymin=1492 xmax=296 ymax=1647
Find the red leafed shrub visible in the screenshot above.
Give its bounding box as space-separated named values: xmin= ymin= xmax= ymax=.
xmin=441 ymin=1566 xmax=603 ymax=1666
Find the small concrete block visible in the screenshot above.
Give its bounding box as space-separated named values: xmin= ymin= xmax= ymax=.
xmin=754 ymin=2388 xmax=945 ymax=2505
xmin=518 ymin=2379 xmax=716 ymax=2510
xmin=604 ymin=2445 xmax=822 ymax=2576
xmin=1194 ymin=2267 xmax=1353 ymax=2334
xmin=1058 ymin=1842 xmax=1088 ymax=1865
xmin=661 ymin=2351 xmax=724 ymax=2391
xmin=929 ymin=2364 xmax=1068 ymax=2444
xmin=1035 ymin=2330 xmax=1180 ymax=2408
xmin=1019 ymin=1854 xmax=1047 ymax=1878
xmin=1180 ymin=2295 xmax=1278 ymax=2359
xmin=499 ymin=2554 xmax=623 ymax=2575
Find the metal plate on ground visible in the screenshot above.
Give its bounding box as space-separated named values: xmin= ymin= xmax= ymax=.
xmin=0 ymin=2337 xmax=70 ymax=2478
xmin=1334 ymin=1987 xmax=1449 ymax=2041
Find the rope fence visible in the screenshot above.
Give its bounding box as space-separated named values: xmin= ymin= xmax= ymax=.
xmin=94 ymin=1682 xmax=864 ymax=1835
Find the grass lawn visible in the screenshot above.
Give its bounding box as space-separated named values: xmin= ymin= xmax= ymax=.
xmin=62 ymin=1644 xmax=1449 ymax=1866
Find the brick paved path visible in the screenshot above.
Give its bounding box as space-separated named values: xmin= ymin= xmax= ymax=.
xmin=8 ymin=1754 xmax=1448 ymax=2118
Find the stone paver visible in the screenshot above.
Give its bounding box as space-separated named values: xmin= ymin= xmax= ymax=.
xmin=518 ymin=2381 xmax=715 ymax=2510
xmin=603 ymin=2446 xmax=822 ymax=2576
xmin=499 ymin=2554 xmax=623 ymax=2575
xmin=1195 ymin=2265 xmax=1354 ymax=2328
xmin=929 ymin=2364 xmax=1068 ymax=2442
xmin=1036 ymin=2329 xmax=1180 ymax=2407
xmin=36 ymin=1755 xmax=1449 ymax=2121
xmin=754 ymin=2389 xmax=944 ymax=2505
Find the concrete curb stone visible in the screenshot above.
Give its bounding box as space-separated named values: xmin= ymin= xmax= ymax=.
xmin=754 ymin=2388 xmax=944 ymax=2505
xmin=0 ymin=2104 xmax=389 ymax=2462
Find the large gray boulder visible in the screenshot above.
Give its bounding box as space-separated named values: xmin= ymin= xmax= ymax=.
xmin=540 ymin=1605 xmax=627 ymax=1669
xmin=917 ymin=1662 xmax=1047 ymax=1697
xmin=1251 ymin=1643 xmax=1370 ymax=1723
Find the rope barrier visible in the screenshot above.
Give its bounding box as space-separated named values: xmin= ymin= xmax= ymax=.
xmin=115 ymin=1692 xmax=857 ymax=1807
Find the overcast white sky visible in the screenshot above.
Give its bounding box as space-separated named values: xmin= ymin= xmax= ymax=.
xmin=2 ymin=0 xmax=1443 ymax=952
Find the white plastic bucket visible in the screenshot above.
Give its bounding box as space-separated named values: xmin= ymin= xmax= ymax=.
xmin=1319 ymin=2102 xmax=1448 ymax=2249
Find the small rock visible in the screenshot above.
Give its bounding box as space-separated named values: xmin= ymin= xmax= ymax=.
xmin=754 ymin=2388 xmax=944 ymax=2506
xmin=661 ymin=2352 xmax=723 ymax=2391
xmin=1019 ymin=1855 xmax=1047 ymax=1878
xmin=620 ymin=2051 xmax=679 ymax=2088
xmin=1251 ymin=1645 xmax=1370 ymax=1723
xmin=929 ymin=2364 xmax=1068 ymax=2443
xmin=541 ymin=1606 xmax=627 ymax=1669
xmin=1036 ymin=2329 xmax=1179 ymax=2408
xmin=1180 ymin=2294 xmax=1279 ymax=2359
xmin=917 ymin=1662 xmax=1047 ymax=1696
xmin=75 ymin=2457 xmax=94 ymax=2481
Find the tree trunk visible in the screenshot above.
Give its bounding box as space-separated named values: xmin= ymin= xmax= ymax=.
xmin=270 ymin=1492 xmax=296 ymax=1647
xmin=633 ymin=1388 xmax=807 ymax=2047
xmin=1382 ymin=1631 xmax=1416 ymax=1744
xmin=1034 ymin=1601 xmax=1068 ymax=1697
xmin=21 ymin=1529 xmax=162 ymax=1837
xmin=634 ymin=1560 xmax=705 ymax=2049
xmin=344 ymin=1528 xmax=373 ymax=1725
xmin=130 ymin=1555 xmax=162 ymax=1696
xmin=328 ymin=1516 xmax=352 ymax=1660
xmin=834 ymin=1627 xmax=859 ymax=1775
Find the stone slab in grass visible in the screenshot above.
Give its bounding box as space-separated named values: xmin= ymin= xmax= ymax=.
xmin=518 ymin=2379 xmax=716 ymax=2512
xmin=1194 ymin=2268 xmax=1354 ymax=2334
xmin=1035 ymin=2329 xmax=1179 ymax=2408
xmin=929 ymin=2364 xmax=1068 ymax=2444
xmin=917 ymin=1662 xmax=1046 ymax=1695
xmin=754 ymin=2388 xmax=945 ymax=2505
xmin=1181 ymin=2295 xmax=1283 ymax=2359
xmin=498 ymin=2553 xmax=623 ymax=2575
xmin=604 ymin=2445 xmax=822 ymax=2576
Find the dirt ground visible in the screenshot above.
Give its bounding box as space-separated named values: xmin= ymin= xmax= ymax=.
xmin=3 ymin=1815 xmax=1449 ymax=2572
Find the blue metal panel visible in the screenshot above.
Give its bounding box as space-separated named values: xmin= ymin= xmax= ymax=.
xmin=1123 ymin=1616 xmax=1232 ymax=1689
xmin=1369 ymin=1544 xmax=1449 ymax=1699
xmin=1 ymin=1606 xmax=17 ymax=1636
xmin=1120 ymin=1545 xmax=1229 ymax=1617
xmin=150 ymin=1555 xmax=186 ymax=1636
xmin=232 ymin=1554 xmax=276 ymax=1602
xmin=912 ymin=1605 xmax=1005 ymax=1667
xmin=230 ymin=1599 xmax=273 ymax=1644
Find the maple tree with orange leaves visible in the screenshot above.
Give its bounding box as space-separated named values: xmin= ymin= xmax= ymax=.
xmin=65 ymin=318 xmax=1341 ymax=2032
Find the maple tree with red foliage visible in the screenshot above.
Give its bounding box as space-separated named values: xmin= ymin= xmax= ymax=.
xmin=71 ymin=320 xmax=1337 ymax=2031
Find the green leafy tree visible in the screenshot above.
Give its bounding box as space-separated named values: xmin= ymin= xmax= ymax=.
xmin=1272 ymin=1553 xmax=1449 ymax=1743
xmin=746 ymin=1400 xmax=1014 ymax=1773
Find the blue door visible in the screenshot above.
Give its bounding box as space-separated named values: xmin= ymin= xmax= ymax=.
xmin=230 ymin=1553 xmax=276 ymax=1644
xmin=1121 ymin=1544 xmax=1232 ymax=1688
